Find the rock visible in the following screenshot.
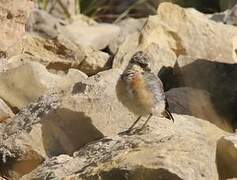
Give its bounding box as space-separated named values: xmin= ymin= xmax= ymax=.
xmin=112 ymin=31 xmax=140 ymax=68
xmin=21 ymin=114 xmax=225 ymax=180
xmin=0 ymin=99 xmax=14 ymax=123
xmin=0 ymin=94 xmax=61 ymax=179
xmin=216 ymin=134 xmax=237 ymax=179
xmin=173 ymin=55 xmax=237 ymax=130
xmin=140 ymin=2 xmax=237 ymax=62
xmin=113 ymin=42 xmax=176 ymax=75
xmin=66 ymin=68 xmax=88 ymax=83
xmin=223 ymin=4 xmax=237 ymax=25
xmin=78 ymin=48 xmax=110 ymax=76
xmin=0 ymin=0 xmax=33 ymax=51
xmin=7 ymin=34 xmax=111 ymax=75
xmin=166 ymin=87 xmax=231 ymax=131
xmin=26 ymin=9 xmax=67 ymax=39
xmin=109 ymin=18 xmax=146 ymax=54
xmin=232 ymin=35 xmax=237 ymax=61
xmin=61 ymin=18 xmax=120 ymax=50
xmin=0 ymin=61 xmax=71 ymax=109
xmin=208 ymin=11 xmax=228 ymax=23
xmin=0 ymin=68 xmax=136 ymax=179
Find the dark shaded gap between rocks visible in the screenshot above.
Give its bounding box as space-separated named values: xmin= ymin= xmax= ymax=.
xmin=158 ymin=59 xmax=237 ymax=132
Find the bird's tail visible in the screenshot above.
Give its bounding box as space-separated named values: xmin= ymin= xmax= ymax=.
xmin=163 ymin=109 xmax=174 ymax=122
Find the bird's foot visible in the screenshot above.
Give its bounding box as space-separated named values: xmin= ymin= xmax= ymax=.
xmin=118 ymin=126 xmax=149 ymax=135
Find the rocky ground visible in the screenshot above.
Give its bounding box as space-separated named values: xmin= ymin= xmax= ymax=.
xmin=1 ymin=1 xmax=237 ymax=180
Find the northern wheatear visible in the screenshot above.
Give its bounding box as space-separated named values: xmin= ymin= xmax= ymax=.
xmin=116 ymin=51 xmax=174 ymax=133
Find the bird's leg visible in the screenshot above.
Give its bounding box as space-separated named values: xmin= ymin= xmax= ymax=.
xmin=118 ymin=116 xmax=142 ymax=135
xmin=140 ymin=113 xmax=152 ymax=130
xmin=162 ymin=109 xmax=174 ymax=122
xmin=127 ymin=115 xmax=142 ymax=131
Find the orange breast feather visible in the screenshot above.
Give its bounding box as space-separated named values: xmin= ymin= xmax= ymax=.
xmin=131 ymin=74 xmax=154 ymax=109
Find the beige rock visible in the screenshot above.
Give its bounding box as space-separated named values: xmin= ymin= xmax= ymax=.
xmin=173 ymin=55 xmax=237 ymax=131
xmin=0 ymin=94 xmax=61 ymax=179
xmin=0 ymin=0 xmax=33 ymax=51
xmin=166 ymin=87 xmax=232 ymax=131
xmin=113 ymin=41 xmax=176 ymax=75
xmin=140 ymin=2 xmax=237 ymax=62
xmin=0 ymin=69 xmax=134 ymax=179
xmin=232 ymin=35 xmax=237 ymax=61
xmin=0 ymin=98 xmax=14 ymax=123
xmin=66 ymin=68 xmax=88 ymax=83
xmin=109 ymin=18 xmax=146 ymax=54
xmin=112 ymin=31 xmax=140 ymax=69
xmin=0 ymin=62 xmax=71 ymax=109
xmin=7 ymin=34 xmax=111 ymax=75
xmin=61 ymin=18 xmax=120 ymax=50
xmin=21 ymin=114 xmax=225 ymax=180
xmin=26 ymin=9 xmax=67 ymax=39
xmin=216 ymin=134 xmax=237 ymax=180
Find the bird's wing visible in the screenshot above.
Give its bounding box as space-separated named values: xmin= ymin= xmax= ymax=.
xmin=143 ymin=71 xmax=165 ymax=103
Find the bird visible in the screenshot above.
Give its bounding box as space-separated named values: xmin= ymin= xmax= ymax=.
xmin=116 ymin=51 xmax=174 ymax=134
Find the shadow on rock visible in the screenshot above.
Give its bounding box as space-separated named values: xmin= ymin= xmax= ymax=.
xmin=42 ymin=109 xmax=104 ymax=157
xmin=161 ymin=59 xmax=237 ymax=131
xmin=89 ymin=167 xmax=183 ymax=180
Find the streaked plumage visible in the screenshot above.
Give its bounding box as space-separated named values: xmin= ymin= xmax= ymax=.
xmin=116 ymin=51 xmax=174 ymax=133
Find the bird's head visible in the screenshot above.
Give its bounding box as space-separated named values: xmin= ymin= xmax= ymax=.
xmin=129 ymin=51 xmax=151 ymax=71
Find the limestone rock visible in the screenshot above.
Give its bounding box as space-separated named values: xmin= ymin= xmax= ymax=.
xmin=109 ymin=18 xmax=146 ymax=54
xmin=7 ymin=34 xmax=111 ymax=75
xmin=140 ymin=2 xmax=237 ymax=62
xmin=113 ymin=42 xmax=176 ymax=75
xmin=0 ymin=69 xmax=135 ymax=179
xmin=232 ymin=35 xmax=237 ymax=61
xmin=166 ymin=87 xmax=231 ymax=131
xmin=173 ymin=55 xmax=237 ymax=130
xmin=26 ymin=9 xmax=67 ymax=39
xmin=66 ymin=68 xmax=88 ymax=83
xmin=21 ymin=114 xmax=224 ymax=180
xmin=216 ymin=134 xmax=237 ymax=180
xmin=0 ymin=94 xmax=61 ymax=179
xmin=0 ymin=99 xmax=14 ymax=123
xmin=61 ymin=19 xmax=120 ymax=50
xmin=223 ymin=4 xmax=237 ymax=25
xmin=0 ymin=0 xmax=33 ymax=51
xmin=0 ymin=62 xmax=71 ymax=109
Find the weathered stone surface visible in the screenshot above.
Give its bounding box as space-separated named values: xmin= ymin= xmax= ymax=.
xmin=0 ymin=94 xmax=61 ymax=179
xmin=209 ymin=11 xmax=227 ymax=23
xmin=61 ymin=19 xmax=120 ymax=50
xmin=0 ymin=62 xmax=71 ymax=109
xmin=0 ymin=99 xmax=14 ymax=123
xmin=166 ymin=87 xmax=232 ymax=131
xmin=223 ymin=4 xmax=237 ymax=25
xmin=232 ymin=35 xmax=237 ymax=61
xmin=26 ymin=9 xmax=67 ymax=39
xmin=216 ymin=134 xmax=237 ymax=180
xmin=61 ymin=69 xmax=137 ymax=136
xmin=113 ymin=42 xmax=176 ymax=75
xmin=0 ymin=69 xmax=134 ymax=179
xmin=109 ymin=18 xmax=146 ymax=54
xmin=173 ymin=55 xmax=237 ymax=130
xmin=7 ymin=34 xmax=111 ymax=75
xmin=66 ymin=68 xmax=88 ymax=83
xmin=0 ymin=0 xmax=33 ymax=51
xmin=140 ymin=2 xmax=237 ymax=62
xmin=21 ymin=114 xmax=225 ymax=180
